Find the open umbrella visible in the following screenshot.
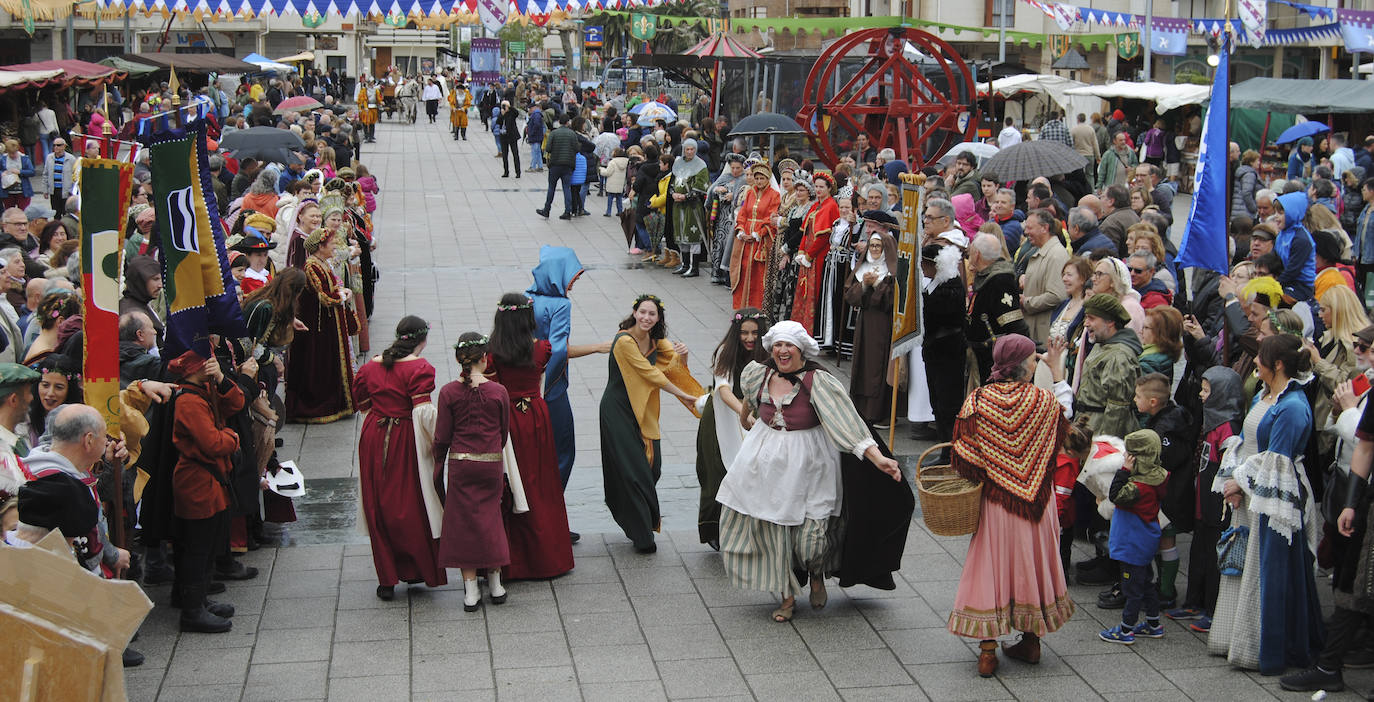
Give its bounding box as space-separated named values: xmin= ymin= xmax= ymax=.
xmin=218 ymin=126 xmax=306 ymax=165
xmin=935 ymin=142 xmax=1000 ymax=168
xmin=633 ymin=101 xmax=677 ymax=127
xmin=728 ymin=112 xmax=804 ymax=137
xmin=1274 ymin=121 xmax=1330 ymax=145
xmin=274 ymin=96 xmax=324 ymax=115
xmin=978 ymin=140 xmax=1086 ymax=181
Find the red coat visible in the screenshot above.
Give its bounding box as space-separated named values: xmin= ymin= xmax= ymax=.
xmin=172 ymin=380 xmax=245 ymax=520
xmin=1054 ymin=454 xmax=1080 ymax=527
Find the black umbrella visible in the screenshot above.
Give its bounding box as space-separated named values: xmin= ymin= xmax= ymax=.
xmin=728 ymin=112 xmax=805 ymax=137
xmin=978 ymin=140 xmax=1088 ymax=181
xmin=218 ymin=126 xmax=307 ymax=165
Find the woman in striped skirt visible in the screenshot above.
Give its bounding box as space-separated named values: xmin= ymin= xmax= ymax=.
xmin=715 ymin=321 xmax=901 ymax=622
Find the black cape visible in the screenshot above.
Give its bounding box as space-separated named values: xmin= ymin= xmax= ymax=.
xmin=834 ymin=425 xmax=915 ymax=590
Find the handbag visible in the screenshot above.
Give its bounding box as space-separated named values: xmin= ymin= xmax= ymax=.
xmin=1217 ymin=523 xmax=1250 ymax=576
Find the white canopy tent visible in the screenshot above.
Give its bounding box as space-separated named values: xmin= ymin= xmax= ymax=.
xmin=243 ymin=53 xmax=295 ymax=74
xmin=0 ymin=68 xmax=64 ymax=89
xmin=1063 ymin=81 xmax=1211 ymax=114
xmin=977 ymin=74 xmax=1100 ymax=124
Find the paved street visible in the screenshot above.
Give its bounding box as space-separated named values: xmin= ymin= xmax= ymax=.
xmin=129 ymin=115 xmax=1373 ymax=702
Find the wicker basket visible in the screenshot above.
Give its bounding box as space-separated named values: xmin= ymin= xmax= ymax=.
xmin=914 ymin=442 xmax=982 ymax=537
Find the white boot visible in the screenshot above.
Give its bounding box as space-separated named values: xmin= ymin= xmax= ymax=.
xmin=488 ymin=569 xmax=507 ymax=604
xmin=463 ymin=578 xmax=481 ymax=612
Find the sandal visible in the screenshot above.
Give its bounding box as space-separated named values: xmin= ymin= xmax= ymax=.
xmin=810 ymin=581 xmax=828 ymax=610
xmin=771 ymin=598 xmax=795 ymax=623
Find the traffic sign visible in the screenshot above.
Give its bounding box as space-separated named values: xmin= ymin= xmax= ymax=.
xmin=584 ymin=25 xmax=603 ymax=48
xmin=508 ymin=40 xmax=525 ymax=54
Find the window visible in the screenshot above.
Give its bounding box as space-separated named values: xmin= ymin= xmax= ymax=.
xmin=985 ymin=0 xmax=1013 ymax=28
xmin=733 ymin=6 xmax=767 ymax=17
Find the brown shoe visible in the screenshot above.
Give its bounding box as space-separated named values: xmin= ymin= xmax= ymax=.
xmin=1002 ymin=634 xmax=1041 ymax=664
xmin=977 ymin=640 xmax=999 ymax=678
xmin=660 ymin=251 xmax=681 ymax=269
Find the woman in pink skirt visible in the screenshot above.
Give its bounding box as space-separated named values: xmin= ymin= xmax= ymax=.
xmin=948 ymin=334 xmax=1075 ymax=677
xmin=434 ymin=332 xmax=512 ymax=612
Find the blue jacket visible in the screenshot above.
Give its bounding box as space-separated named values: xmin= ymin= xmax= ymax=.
xmin=1071 ymin=228 xmax=1117 ymax=256
xmin=996 ymin=210 xmax=1025 ymax=253
xmin=527 ymin=246 xmax=584 ymax=403
xmin=1275 ymin=191 xmax=1316 ymax=299
xmin=1356 ymin=204 xmax=1374 ymax=265
xmin=5 ymin=154 xmax=35 ymax=198
xmin=526 ymin=108 xmax=545 ymax=143
xmin=572 ymin=153 xmax=588 ymax=186
xmin=1287 ymin=149 xmax=1310 ymax=179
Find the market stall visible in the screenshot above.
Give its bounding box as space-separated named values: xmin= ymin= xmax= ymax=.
xmin=977 ymin=74 xmax=1098 ymax=129
xmin=1063 ymin=80 xmax=1211 ymax=114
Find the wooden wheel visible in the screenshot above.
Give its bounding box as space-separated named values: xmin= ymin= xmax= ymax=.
xmin=797 ymin=27 xmax=979 ymax=170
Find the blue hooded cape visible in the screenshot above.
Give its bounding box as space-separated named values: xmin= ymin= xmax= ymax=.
xmin=526 ymin=245 xmax=584 ymax=402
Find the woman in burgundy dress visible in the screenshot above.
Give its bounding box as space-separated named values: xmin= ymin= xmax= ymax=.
xmin=352 ymin=316 xmax=446 ymax=600
xmin=435 ymin=332 xmax=513 ymax=611
xmin=486 ymin=293 xmax=575 ymax=579
xmin=286 ymin=227 xmax=357 ymax=422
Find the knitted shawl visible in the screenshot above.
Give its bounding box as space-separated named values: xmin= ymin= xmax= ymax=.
xmin=951 ymin=380 xmax=1068 ymax=521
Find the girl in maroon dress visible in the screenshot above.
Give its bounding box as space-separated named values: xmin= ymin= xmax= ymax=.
xmin=486 ymin=293 xmax=575 ymax=579
xmin=352 ymin=315 xmax=446 ymax=600
xmin=435 ymin=332 xmax=512 ymax=611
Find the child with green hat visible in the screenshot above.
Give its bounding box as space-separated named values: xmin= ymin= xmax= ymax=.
xmin=1099 ymin=428 xmax=1169 ymax=645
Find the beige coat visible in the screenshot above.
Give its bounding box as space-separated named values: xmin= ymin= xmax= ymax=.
xmin=1020 ymin=236 xmax=1069 ymax=343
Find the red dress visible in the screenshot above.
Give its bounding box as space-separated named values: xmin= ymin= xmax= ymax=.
xmin=286 ymin=256 xmax=356 ymax=422
xmin=790 ymin=196 xmax=839 ymax=335
xmin=352 ymin=358 xmax=446 ymax=588
xmin=487 ymin=341 xmax=575 ymax=579
xmin=730 ymin=185 xmax=780 ymax=311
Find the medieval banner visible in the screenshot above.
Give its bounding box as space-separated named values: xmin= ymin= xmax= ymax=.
xmin=78 ymin=157 xmax=133 ymax=436
xmin=145 ymin=118 xmax=247 ymax=359
xmin=1116 ymin=32 xmax=1140 ymax=60
xmin=890 ymin=173 xmax=924 ymax=359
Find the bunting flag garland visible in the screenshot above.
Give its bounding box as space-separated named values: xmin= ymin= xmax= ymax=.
xmin=1275 ymin=0 xmax=1334 ymax=21
xmin=143 ymin=118 xmax=248 ymax=360
xmin=1149 ymin=16 xmax=1189 ymax=56
xmin=78 ymin=158 xmax=133 ymax=437
xmin=1338 ymin=9 xmax=1374 ymax=53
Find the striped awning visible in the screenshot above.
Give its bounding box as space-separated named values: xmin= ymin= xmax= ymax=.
xmin=682 ymin=32 xmax=761 ymax=59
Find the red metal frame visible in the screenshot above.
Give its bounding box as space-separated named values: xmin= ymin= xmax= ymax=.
xmin=797 ymin=28 xmax=979 ymax=170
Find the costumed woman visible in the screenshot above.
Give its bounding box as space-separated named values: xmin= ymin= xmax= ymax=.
xmin=819 ymin=185 xmax=859 ymax=356
xmin=285 ymin=198 xmax=322 ymax=269
xmin=485 ymin=293 xmax=575 ymax=579
xmin=1210 ymin=334 xmax=1324 ymax=675
xmin=947 ymin=334 xmax=1074 ymax=678
xmin=285 ymin=226 xmax=357 ymax=423
xmin=715 ymin=321 xmax=902 ymax=623
xmin=600 ymin=294 xmax=704 ymax=553
xmin=434 ymin=332 xmax=512 ymax=612
xmin=320 ymin=190 xmax=369 ymax=358
xmin=707 ymin=153 xmax=749 ymax=286
xmin=527 ymin=245 xmax=611 ymax=494
xmin=352 ymin=316 xmax=445 ymax=600
xmin=695 ymin=308 xmax=770 ymax=550
xmin=790 ymin=171 xmax=840 ymax=336
xmin=730 ymin=161 xmax=780 ymax=310
xmin=670 ymin=139 xmax=711 ymax=278
xmin=768 ymin=170 xmax=811 ymax=324
xmin=845 ymin=228 xmax=898 ymax=426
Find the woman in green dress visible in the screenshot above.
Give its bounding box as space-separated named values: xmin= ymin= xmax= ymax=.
xmin=695 ymin=308 xmax=770 ymax=550
xmin=600 ymin=294 xmax=704 ymax=553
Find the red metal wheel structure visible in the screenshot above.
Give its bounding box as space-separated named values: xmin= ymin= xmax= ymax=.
xmin=797 ymin=27 xmax=980 ymax=170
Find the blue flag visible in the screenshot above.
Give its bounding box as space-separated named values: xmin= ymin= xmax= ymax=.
xmin=1150 ymin=17 xmax=1190 ymax=55
xmin=1175 ymin=47 xmax=1229 ymax=276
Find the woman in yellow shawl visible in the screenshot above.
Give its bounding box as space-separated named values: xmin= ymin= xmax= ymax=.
xmin=599 ymin=294 xmax=703 ymax=553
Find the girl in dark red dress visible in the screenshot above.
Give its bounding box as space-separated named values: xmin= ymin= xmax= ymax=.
xmin=352 ymin=316 xmax=446 ymax=600
xmin=435 ymin=332 xmax=512 ymax=611
xmin=486 ymin=293 xmax=575 ymax=579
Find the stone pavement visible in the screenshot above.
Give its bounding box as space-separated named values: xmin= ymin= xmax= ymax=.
xmin=129 ymin=114 xmax=1373 ymax=701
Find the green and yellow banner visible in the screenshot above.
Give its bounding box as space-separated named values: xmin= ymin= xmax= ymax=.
xmin=79 ymin=158 xmax=133 ymax=436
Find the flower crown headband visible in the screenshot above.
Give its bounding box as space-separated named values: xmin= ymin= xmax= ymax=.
xmin=733 ymin=310 xmax=768 ymax=323
xmin=454 ymin=335 xmax=489 ymax=350
xmin=497 ymin=297 xmax=533 ymax=312
xmin=30 ymin=363 xmax=81 ymax=383
xmin=634 ymin=293 xmax=664 ymax=310
xmin=1267 ymin=309 xmax=1302 ymax=338
xmin=397 ymin=325 xmax=429 ymax=342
